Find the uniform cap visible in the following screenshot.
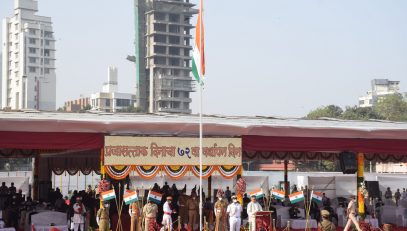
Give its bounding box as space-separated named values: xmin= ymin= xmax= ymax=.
xmin=321 ymin=210 xmax=330 ymax=217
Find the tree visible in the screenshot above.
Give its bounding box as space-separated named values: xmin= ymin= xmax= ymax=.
xmin=341 ymin=106 xmax=383 ymax=120
xmin=374 ymin=94 xmax=407 ymax=121
xmin=306 ymin=105 xmax=343 ymax=119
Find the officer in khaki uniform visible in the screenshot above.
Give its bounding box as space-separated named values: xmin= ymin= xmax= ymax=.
xmin=142 ymin=199 xmax=158 ymax=231
xmin=178 ymin=190 xmax=189 ymax=226
xmin=214 ymin=193 xmax=228 ymax=231
xmin=96 ymin=202 xmax=110 ymax=231
xmin=318 ymin=210 xmax=335 ymax=231
xmin=186 ymin=193 xmax=199 ymax=230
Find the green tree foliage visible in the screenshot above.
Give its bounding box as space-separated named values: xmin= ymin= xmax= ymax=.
xmin=306 ymin=105 xmax=343 ymax=119
xmin=341 ymin=106 xmax=383 ymax=120
xmin=374 ymin=94 xmax=407 ymax=121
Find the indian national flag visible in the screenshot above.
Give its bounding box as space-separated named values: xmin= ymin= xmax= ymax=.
xmin=311 ymin=191 xmax=323 ymax=203
xmin=148 ymin=191 xmax=162 ymax=204
xmin=101 ymin=189 xmax=116 ymax=201
xmin=271 ymin=189 xmax=285 ymax=200
xmin=124 ymin=190 xmax=138 ymax=205
xmin=192 ymin=0 xmax=205 ymax=84
xmin=289 ymin=191 xmax=305 ymax=204
xmin=249 ymin=188 xmax=265 ymax=199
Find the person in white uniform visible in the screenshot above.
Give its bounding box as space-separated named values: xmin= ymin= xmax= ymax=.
xmin=344 ymin=195 xmax=362 ymax=231
xmin=227 ymin=195 xmax=242 ymax=231
xmin=162 ymin=196 xmax=175 ymax=230
xmin=247 ymin=195 xmax=263 ymax=231
xmin=73 ymin=197 xmax=87 ymax=231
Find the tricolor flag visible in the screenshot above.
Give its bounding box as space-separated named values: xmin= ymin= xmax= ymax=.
xmin=311 ymin=191 xmax=323 ymax=203
xmin=124 ymin=190 xmax=138 ymax=205
xmin=192 ymin=0 xmax=205 ymax=84
xmin=101 ymin=189 xmax=116 ymax=201
xmin=249 ymin=188 xmax=265 ymax=199
xmin=271 ymin=189 xmax=285 ymax=200
xmin=148 ymin=191 xmax=162 ymax=204
xmin=289 ymin=191 xmax=305 ymax=204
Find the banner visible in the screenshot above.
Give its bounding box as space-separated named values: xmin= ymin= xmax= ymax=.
xmin=104 ymin=136 xmax=242 ymax=166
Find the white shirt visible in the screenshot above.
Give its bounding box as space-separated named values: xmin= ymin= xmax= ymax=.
xmin=227 ymin=202 xmax=242 ymax=218
xmin=73 ymin=203 xmax=86 ymax=223
xmin=163 ymin=201 xmax=172 ymax=215
xmin=347 ymin=199 xmax=356 ymax=214
xmin=247 ymin=201 xmax=262 ymax=218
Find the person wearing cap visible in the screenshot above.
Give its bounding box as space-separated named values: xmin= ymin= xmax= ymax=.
xmin=247 ymin=195 xmax=262 ymax=231
xmin=129 ymin=200 xmax=141 ymax=231
xmin=178 ymin=189 xmax=188 ymax=227
xmin=186 ymin=192 xmax=199 ymax=230
xmin=344 ymin=195 xmax=362 ymax=231
xmin=318 ymin=210 xmax=335 ymax=231
xmin=96 ymin=201 xmax=110 ymax=231
xmin=162 ymin=196 xmax=175 ymax=230
xmin=73 ymin=197 xmax=86 ymax=231
xmin=143 ymin=199 xmax=158 ymax=231
xmin=214 ymin=190 xmax=227 ymax=231
xmin=227 ymin=195 xmax=242 ymax=231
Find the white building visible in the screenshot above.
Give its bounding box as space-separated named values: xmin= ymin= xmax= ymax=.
xmin=90 ymin=66 xmax=136 ymax=112
xmin=359 ymin=79 xmax=400 ymax=107
xmin=1 ymin=0 xmax=56 ymax=111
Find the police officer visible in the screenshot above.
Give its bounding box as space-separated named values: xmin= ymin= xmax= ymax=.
xmin=227 ymin=195 xmax=242 ymax=231
xmin=96 ymin=201 xmax=110 ymax=231
xmin=318 ymin=210 xmax=335 ymax=231
xmin=129 ymin=200 xmax=141 ymax=231
xmin=214 ymin=192 xmax=227 ymax=231
xmin=344 ymin=195 xmax=362 ymax=231
xmin=186 ymin=193 xmax=199 ymax=230
xmin=143 ymin=199 xmax=158 ymax=231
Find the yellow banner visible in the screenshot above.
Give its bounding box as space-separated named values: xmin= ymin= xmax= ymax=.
xmin=104 ymin=136 xmax=242 ymax=166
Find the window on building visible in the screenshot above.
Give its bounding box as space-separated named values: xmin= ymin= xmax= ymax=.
xmin=44 ymin=31 xmax=53 ymax=38
xmin=28 ymin=66 xmax=36 ymax=73
xmin=28 ymin=28 xmax=36 ymax=35
xmin=154 ymin=35 xmax=166 ymax=43
xmin=169 ymin=25 xmax=180 ymax=33
xmin=44 ymin=68 xmax=50 ymax=74
xmin=29 ymin=38 xmax=36 ymax=45
xmin=15 ymin=34 xmax=18 ymax=40
xmin=169 ymin=14 xmax=180 ymax=23
xmin=15 ymin=53 xmax=18 ymax=59
xmin=169 ymin=47 xmax=180 ymax=56
xmin=169 ymin=58 xmax=180 ymax=66
xmin=44 ymin=58 xmax=50 ymax=65
xmin=155 ymin=12 xmax=166 ymax=21
xmin=44 ymin=49 xmax=50 ymax=57
xmin=15 ymin=62 xmax=18 ymax=68
xmin=45 ymin=40 xmax=51 ymax=46
xmin=29 ymin=57 xmax=36 ymax=63
xmin=105 ymin=99 xmax=110 ymax=107
xmin=168 ymin=36 xmax=180 ymax=45
xmin=184 ymin=28 xmax=190 ymax=35
xmin=174 ymin=91 xmax=180 ymax=97
xmin=29 ymin=48 xmax=36 ymax=54
xmin=183 ymin=60 xmax=190 ymax=67
xmin=15 ymin=43 xmax=18 ymax=49
xmin=184 ymin=48 xmax=190 ymax=56
xmin=116 ymin=99 xmax=130 ymax=107
xmin=154 ymin=23 xmax=166 ymax=32
xmin=154 ymin=45 xmax=166 ymax=54
xmin=183 ymin=38 xmax=190 ymax=46
xmin=154 ymin=57 xmax=166 ymax=65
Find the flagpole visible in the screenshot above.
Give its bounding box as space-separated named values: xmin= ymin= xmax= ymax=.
xmin=198 ymin=0 xmax=204 ymax=230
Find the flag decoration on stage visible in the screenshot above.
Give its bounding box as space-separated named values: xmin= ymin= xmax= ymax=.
xmin=311 ymin=191 xmax=323 ymax=203
xmin=250 ymin=188 xmax=265 ymax=199
xmin=192 ymin=0 xmax=205 ymax=84
xmin=148 ymin=191 xmax=163 ymax=204
xmin=289 ymin=191 xmax=305 ymax=203
xmin=271 ymin=189 xmax=285 ymax=200
xmin=124 ymin=190 xmax=138 ymax=205
xmin=101 ymin=189 xmax=116 ymax=201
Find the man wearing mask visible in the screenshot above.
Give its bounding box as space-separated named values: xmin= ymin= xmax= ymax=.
xmin=247 ymin=195 xmax=262 ymax=231
xmin=73 ymin=197 xmax=86 ymax=231
xmin=227 ymin=195 xmax=242 ymax=231
xmin=96 ymin=201 xmax=110 ymax=231
xmin=214 ymin=190 xmax=227 ymax=231
xmin=143 ymin=199 xmax=158 ymax=231
xmin=162 ymin=196 xmax=175 ymax=230
xmin=186 ymin=193 xmax=199 ymax=230
xmin=344 ymin=195 xmax=362 ymax=231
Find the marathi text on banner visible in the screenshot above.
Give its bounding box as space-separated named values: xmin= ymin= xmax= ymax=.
xmin=104 ymin=136 xmax=242 ymax=166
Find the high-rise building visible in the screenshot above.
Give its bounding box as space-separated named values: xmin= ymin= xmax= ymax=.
xmin=134 ymin=0 xmax=197 ymax=114
xmin=1 ymin=0 xmax=56 ymax=111
xmin=359 ymin=79 xmax=400 ymax=107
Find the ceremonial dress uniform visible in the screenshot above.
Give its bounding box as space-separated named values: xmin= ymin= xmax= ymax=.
xmin=162 ymin=198 xmax=174 ymax=230
xmin=73 ymin=200 xmax=86 ymax=231
xmin=129 ymin=202 xmax=141 ymax=231
xmin=214 ymin=198 xmax=227 ymax=231
xmin=143 ymin=202 xmax=158 ymax=231
xmin=96 ymin=206 xmax=109 ymax=231
xmin=227 ymin=198 xmax=242 ymax=231
xmin=247 ymin=198 xmax=262 ymax=231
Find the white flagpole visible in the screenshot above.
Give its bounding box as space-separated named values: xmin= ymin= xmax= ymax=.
xmin=199 ymin=0 xmax=204 ymax=230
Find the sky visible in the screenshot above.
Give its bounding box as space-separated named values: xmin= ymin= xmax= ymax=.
xmin=1 ymin=0 xmax=406 ymax=117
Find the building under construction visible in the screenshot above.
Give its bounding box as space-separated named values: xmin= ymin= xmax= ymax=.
xmin=134 ymin=0 xmax=197 ymax=114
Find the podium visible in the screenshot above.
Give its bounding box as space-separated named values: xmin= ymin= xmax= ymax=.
xmin=255 ymin=211 xmax=273 ymax=231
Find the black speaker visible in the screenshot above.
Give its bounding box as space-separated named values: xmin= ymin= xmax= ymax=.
xmin=339 ymin=151 xmax=357 ymax=174
xmin=365 ymin=181 xmax=380 ymax=199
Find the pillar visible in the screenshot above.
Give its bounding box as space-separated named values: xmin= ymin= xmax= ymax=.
xmin=357 ymin=153 xmax=365 ymax=218
xmin=284 ymin=160 xmax=289 ymax=197
xmin=208 ymin=176 xmax=212 ymax=200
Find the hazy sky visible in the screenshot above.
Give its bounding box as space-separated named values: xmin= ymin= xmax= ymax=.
xmin=1 ymin=0 xmax=406 ymax=117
